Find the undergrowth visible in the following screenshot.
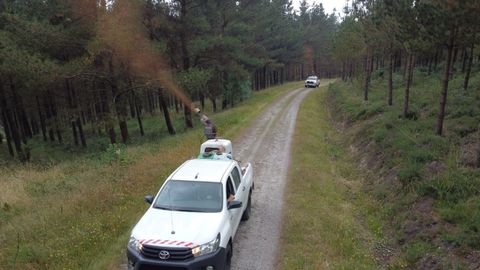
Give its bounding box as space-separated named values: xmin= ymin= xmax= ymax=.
xmin=328 ymin=66 xmax=480 ymax=268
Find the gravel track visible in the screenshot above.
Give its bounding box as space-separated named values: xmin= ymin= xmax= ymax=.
xmin=231 ymin=85 xmax=319 ymax=270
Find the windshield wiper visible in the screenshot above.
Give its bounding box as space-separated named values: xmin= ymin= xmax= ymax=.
xmin=174 ymin=208 xmax=198 ymax=212
xmin=154 ymin=206 xmax=173 ymax=210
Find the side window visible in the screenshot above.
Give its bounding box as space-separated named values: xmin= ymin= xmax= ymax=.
xmin=231 ymin=167 xmax=241 ymax=189
xmin=226 ymin=177 xmax=235 ymax=199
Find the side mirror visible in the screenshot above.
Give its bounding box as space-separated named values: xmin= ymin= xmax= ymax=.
xmin=227 ymin=200 xmax=242 ymax=210
xmin=144 ymin=195 xmax=154 ymax=205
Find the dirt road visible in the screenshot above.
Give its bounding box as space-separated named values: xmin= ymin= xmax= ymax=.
xmin=231 ymin=83 xmax=326 ymax=270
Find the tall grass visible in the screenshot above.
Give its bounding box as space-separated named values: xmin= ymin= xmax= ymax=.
xmin=0 ymin=82 xmax=301 ymax=270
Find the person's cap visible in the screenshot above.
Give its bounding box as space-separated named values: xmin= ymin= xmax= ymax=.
xmin=194 ymin=108 xmax=201 ymax=114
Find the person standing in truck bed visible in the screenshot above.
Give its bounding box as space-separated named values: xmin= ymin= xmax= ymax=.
xmin=195 ymin=108 xmax=217 ymax=140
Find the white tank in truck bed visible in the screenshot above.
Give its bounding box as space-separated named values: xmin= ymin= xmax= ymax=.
xmin=199 ymin=139 xmax=233 ymax=156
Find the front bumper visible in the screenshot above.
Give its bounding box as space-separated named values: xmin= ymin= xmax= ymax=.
xmin=127 ymin=245 xmax=226 ymax=270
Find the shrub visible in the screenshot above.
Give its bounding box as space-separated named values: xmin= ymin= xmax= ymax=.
xmin=439 ymin=197 xmax=480 ymax=249
xmin=416 ymin=171 xmax=480 ymax=203
xmin=403 ymin=241 xmax=431 ymax=264
xmin=397 ymin=163 xmax=422 ymax=186
xmin=100 ymin=143 xmax=132 ymax=165
xmin=408 ymin=148 xmax=435 ymax=163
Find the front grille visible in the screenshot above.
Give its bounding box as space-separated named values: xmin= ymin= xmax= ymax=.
xmin=141 ymin=244 xmax=194 ymax=261
xmin=139 ymin=264 xmax=187 ymax=270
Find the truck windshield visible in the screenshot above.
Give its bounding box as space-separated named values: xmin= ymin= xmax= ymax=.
xmin=153 ymin=180 xmax=223 ymax=213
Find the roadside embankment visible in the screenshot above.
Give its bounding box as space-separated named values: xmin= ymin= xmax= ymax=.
xmin=326 ymin=70 xmax=480 ymax=269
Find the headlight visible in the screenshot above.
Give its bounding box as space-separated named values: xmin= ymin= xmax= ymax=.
xmin=191 ymin=234 xmax=220 ymax=257
xmin=128 ymin=236 xmax=142 ymax=253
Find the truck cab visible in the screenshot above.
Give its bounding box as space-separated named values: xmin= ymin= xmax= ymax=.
xmin=127 ymin=146 xmax=253 ymax=270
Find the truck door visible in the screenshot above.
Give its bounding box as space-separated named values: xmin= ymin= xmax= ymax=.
xmin=231 ymin=166 xmax=246 ymax=204
xmin=226 ymin=176 xmax=241 ymax=234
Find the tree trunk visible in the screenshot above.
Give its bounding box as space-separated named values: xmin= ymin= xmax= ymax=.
xmin=107 ymin=123 xmax=116 ymax=144
xmin=0 ymin=82 xmax=14 ymax=157
xmin=222 ymin=98 xmax=228 ymax=110
xmin=119 ymin=120 xmax=129 ymax=143
xmin=364 ymin=50 xmax=371 ymax=101
xmin=134 ymin=95 xmax=144 ymax=136
xmin=158 ymin=88 xmax=176 ymax=135
xmin=48 ymin=128 xmax=55 ymax=142
xmin=76 ymin=118 xmax=86 ymax=147
xmin=36 ymin=96 xmax=47 ymax=141
xmin=199 ymin=92 xmax=205 ymax=110
xmin=427 ymin=56 xmax=433 ymax=75
xmin=211 ymin=97 xmax=217 ymax=112
xmin=388 ymin=48 xmax=394 ymax=106
xmin=174 ymin=97 xmax=179 ymax=113
xmin=1 ymin=82 xmax=23 ymax=159
xmin=436 ymin=29 xmax=456 ymax=136
xmin=71 ymin=120 xmax=79 ymax=146
xmin=461 ymin=48 xmax=467 ymax=73
xmin=450 ymin=45 xmax=458 ymax=79
xmin=464 ymin=40 xmax=475 ymax=91
xmin=56 ymin=125 xmax=63 ymax=143
xmin=9 ymin=77 xmax=31 ymax=141
xmin=129 ymin=93 xmax=136 ymax=118
xmin=30 ymin=115 xmax=39 ymax=135
xmin=403 ymin=53 xmax=415 ymax=118
xmin=1 ymin=110 xmax=14 ymax=157
xmin=10 ymin=111 xmax=23 ymax=159
xmin=50 ymin=92 xmax=63 ymax=144
xmin=184 ymin=105 xmax=193 ymax=128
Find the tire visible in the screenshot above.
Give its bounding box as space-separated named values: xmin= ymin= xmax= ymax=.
xmin=224 ymin=243 xmax=232 ymax=270
xmin=241 ymin=192 xmax=251 ymax=221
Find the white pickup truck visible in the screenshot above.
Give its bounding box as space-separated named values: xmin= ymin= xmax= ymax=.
xmin=127 ymin=139 xmax=253 ymax=270
xmin=304 ymin=75 xmax=320 ymax=88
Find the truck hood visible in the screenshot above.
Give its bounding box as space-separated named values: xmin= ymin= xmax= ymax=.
xmin=131 ymin=208 xmax=223 ymax=247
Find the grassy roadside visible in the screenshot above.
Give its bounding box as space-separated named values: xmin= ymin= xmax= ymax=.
xmin=0 ymin=81 xmax=302 ymax=270
xmin=279 ymin=85 xmax=390 ymax=269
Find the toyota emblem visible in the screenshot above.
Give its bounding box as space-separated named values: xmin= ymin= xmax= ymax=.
xmin=158 ymin=250 xmax=170 ymax=260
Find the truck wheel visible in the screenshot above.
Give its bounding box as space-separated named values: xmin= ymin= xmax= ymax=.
xmin=241 ymin=193 xmax=251 ymax=221
xmin=224 ymin=243 xmax=232 ymax=270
